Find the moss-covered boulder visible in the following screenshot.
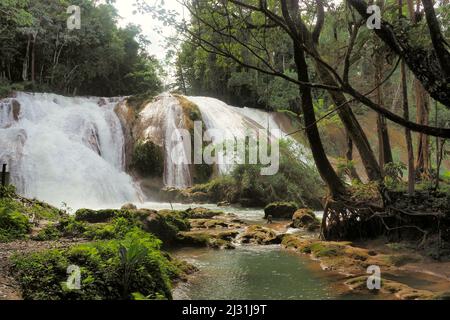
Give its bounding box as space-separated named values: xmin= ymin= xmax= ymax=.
xmin=290 ymin=208 xmax=320 ymax=231
xmin=142 ymin=210 xmax=190 ymax=245
xmin=74 ymin=209 xmax=120 ymax=223
xmin=217 ymin=201 xmax=230 ymax=207
xmin=184 ymin=207 xmax=224 ymax=219
xmin=177 ymin=230 xmax=237 ymax=249
xmin=121 ymin=203 xmax=137 ymax=210
xmin=131 ymin=140 xmax=164 ymax=177
xmin=0 ymin=205 xmax=31 ymax=242
xmin=264 ymin=202 xmax=297 ymax=219
xmin=241 ymin=225 xmax=282 ymax=245
xmin=344 ymin=275 xmax=434 ymax=300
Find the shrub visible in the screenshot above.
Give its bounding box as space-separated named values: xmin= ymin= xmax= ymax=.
xmin=230 ymin=139 xmax=324 ymax=207
xmin=384 ymin=162 xmax=407 ymax=190
xmin=131 ymin=140 xmax=164 ymax=177
xmin=0 ymin=200 xmax=31 ymax=242
xmin=33 ymin=224 xmax=61 ymax=241
xmin=11 ymin=230 xmax=182 ymax=300
xmin=75 ymin=209 xmax=120 ymax=223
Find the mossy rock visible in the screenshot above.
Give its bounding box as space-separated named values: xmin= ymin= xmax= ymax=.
xmin=184 ymin=207 xmax=224 ymax=219
xmin=131 ymin=140 xmax=164 ymax=177
xmin=190 ymin=219 xmax=229 ymax=229
xmin=75 ymin=209 xmax=120 ymax=223
xmin=241 ymin=225 xmax=281 ymax=245
xmin=290 ymin=208 xmax=320 ymax=231
xmin=0 ymin=204 xmax=31 ymax=242
xmin=176 ymin=230 xmax=236 ymax=249
xmin=143 ymin=211 xmax=190 ymax=245
xmin=345 ymin=275 xmax=434 ymax=300
xmin=383 ymin=253 xmax=422 ymax=267
xmin=176 ymin=231 xmax=211 ymax=247
xmin=121 ymin=203 xmax=137 ymax=210
xmin=264 ymin=202 xmax=297 ymax=219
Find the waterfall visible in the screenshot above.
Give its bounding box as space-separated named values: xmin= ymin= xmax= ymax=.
xmin=138 ymin=94 xmax=192 ymax=188
xmin=0 ymin=92 xmax=141 ymax=209
xmin=185 ymin=96 xmax=311 ymax=173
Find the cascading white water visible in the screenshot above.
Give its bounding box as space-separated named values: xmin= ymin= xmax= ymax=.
xmin=163 ymin=96 xmax=192 ymax=188
xmin=186 ymin=96 xmax=311 ymax=173
xmin=138 ymin=94 xmax=192 ymax=188
xmin=186 ymin=96 xmax=263 ymax=174
xmin=0 ymin=92 xmax=140 ymax=209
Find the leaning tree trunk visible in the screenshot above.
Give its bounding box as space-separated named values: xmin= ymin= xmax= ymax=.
xmin=22 ymin=34 xmax=31 ymax=81
xmin=400 ymin=0 xmax=416 ymax=196
xmin=375 ymin=50 xmax=393 ymax=168
xmin=281 ymin=0 xmax=347 ymax=198
xmin=293 ymin=45 xmax=347 ymax=198
xmin=414 ymin=79 xmax=431 ymax=178
xmin=313 ymin=61 xmax=383 ymax=182
xmin=345 ymin=129 xmax=362 ymax=182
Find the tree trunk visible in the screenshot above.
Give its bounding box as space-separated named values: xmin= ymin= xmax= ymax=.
xmin=281 ymin=0 xmax=346 ymax=197
xmin=375 ymin=53 xmax=393 ymax=168
xmin=401 ymin=62 xmax=415 ymax=195
xmin=414 ymin=78 xmax=431 ymax=177
xmin=31 ymin=32 xmax=37 ymax=84
xmin=345 ymin=129 xmax=362 ymax=183
xmin=293 ymin=44 xmax=347 ymax=197
xmin=313 ymin=61 xmax=383 ymax=182
xmin=22 ymin=34 xmax=31 ymax=81
xmin=402 ymin=0 xmax=415 ymax=195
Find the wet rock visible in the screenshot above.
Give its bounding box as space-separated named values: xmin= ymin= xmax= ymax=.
xmin=74 ymin=209 xmax=119 ymax=223
xmin=189 ymin=192 xmax=209 ymax=203
xmin=190 ymin=219 xmax=237 ymax=230
xmin=121 ymin=203 xmax=137 ymax=210
xmin=264 ymin=202 xmax=297 ymax=219
xmin=290 ymin=208 xmax=320 ymax=231
xmin=217 ymin=201 xmax=230 ymax=207
xmin=177 ymin=230 xmax=237 ymax=249
xmin=241 ymin=225 xmax=281 ymax=245
xmin=184 ymin=207 xmax=224 ymax=219
xmin=12 ymin=99 xmax=21 ymax=121
xmin=142 ymin=211 xmax=189 ymax=245
xmin=345 ymin=275 xmax=434 ymax=300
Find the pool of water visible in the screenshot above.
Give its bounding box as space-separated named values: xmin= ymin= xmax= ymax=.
xmin=172 ymin=245 xmax=360 ymax=300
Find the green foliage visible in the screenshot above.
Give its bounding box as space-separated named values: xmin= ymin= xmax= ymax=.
xmin=0 ymin=0 xmax=162 ymax=97
xmin=74 ymin=209 xmax=120 ymax=223
xmin=33 ymin=224 xmax=61 ymax=241
xmin=0 ymin=80 xmax=25 ymax=99
xmin=0 ymin=192 xmax=61 ymax=242
xmin=11 ymin=230 xmax=180 ymax=300
xmin=336 ymin=157 xmax=356 ymax=182
xmin=231 ymin=139 xmax=324 ymax=208
xmin=190 ymin=140 xmax=323 ymax=208
xmin=131 ymin=140 xmax=164 ymax=177
xmin=0 ymin=202 xmax=31 ymax=242
xmin=0 ymin=185 xmax=16 ymax=198
xmin=384 ymin=162 xmax=407 ymax=190
xmin=350 ymin=181 xmax=381 ymax=202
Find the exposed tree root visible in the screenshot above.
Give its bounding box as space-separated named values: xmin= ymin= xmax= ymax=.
xmin=321 ymin=190 xmax=450 ymax=249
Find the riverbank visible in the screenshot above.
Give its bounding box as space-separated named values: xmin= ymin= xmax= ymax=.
xmin=170 ymin=209 xmax=450 ymax=300
xmin=1 ymin=190 xmax=449 ymax=300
